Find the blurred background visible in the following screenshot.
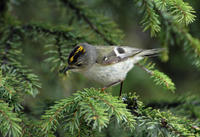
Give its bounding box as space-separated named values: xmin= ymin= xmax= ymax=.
xmin=9 ymin=0 xmax=200 ymax=116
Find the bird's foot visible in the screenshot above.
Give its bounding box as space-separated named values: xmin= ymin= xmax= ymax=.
xmin=101 ymin=87 xmax=107 ymax=94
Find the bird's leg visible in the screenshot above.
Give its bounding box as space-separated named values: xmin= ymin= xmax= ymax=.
xmin=119 ymin=81 xmax=124 ymax=97
xmin=101 ymin=80 xmax=121 ymax=92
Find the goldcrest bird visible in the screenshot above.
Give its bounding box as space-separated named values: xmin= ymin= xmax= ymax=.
xmin=61 ymin=43 xmax=163 ymax=96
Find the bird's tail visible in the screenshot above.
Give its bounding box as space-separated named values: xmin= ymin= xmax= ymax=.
xmin=137 ymin=48 xmax=165 ymax=57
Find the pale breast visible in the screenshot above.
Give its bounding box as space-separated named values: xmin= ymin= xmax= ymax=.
xmin=82 ymin=57 xmax=137 ymax=86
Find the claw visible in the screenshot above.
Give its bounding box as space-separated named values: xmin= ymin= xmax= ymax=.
xmin=101 ymin=88 xmax=105 ymax=91
xmin=101 ymin=87 xmax=106 ymax=93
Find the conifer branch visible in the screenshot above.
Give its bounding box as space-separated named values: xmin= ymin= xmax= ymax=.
xmin=0 ymin=70 xmax=27 ymax=112
xmin=154 ymin=0 xmax=196 ymax=25
xmin=167 ymin=95 xmax=200 ymax=119
xmin=184 ymin=34 xmax=200 ymax=68
xmin=42 ymin=98 xmax=74 ymax=134
xmin=135 ymin=0 xmax=161 ymax=36
xmin=134 ymin=0 xmax=199 ymax=69
xmin=22 ymin=23 xmax=77 ymax=40
xmin=137 ymin=60 xmax=175 ymax=92
xmin=135 ymin=0 xmax=196 ymax=36
xmin=0 ymin=100 xmax=22 ymax=137
xmin=146 ymin=94 xmax=200 ymax=119
xmin=0 ymin=71 xmax=16 ymax=98
xmin=156 ymin=6 xmax=200 ymax=69
xmin=60 ymin=0 xmax=114 ymax=45
xmin=60 ymin=0 xmax=124 ymax=45
xmin=167 ymin=0 xmax=196 ymax=25
xmin=0 ymin=26 xmax=41 ymax=97
xmin=137 ymin=0 xmax=200 ymax=69
xmin=0 ymin=1 xmax=199 ymax=136
xmin=55 ymin=36 xmax=65 ymax=62
xmin=175 ymin=28 xmax=200 ymax=69
xmin=20 ymin=115 xmax=54 ymax=137
xmin=21 ymin=23 xmax=88 ymax=71
xmin=123 ymin=94 xmax=200 ymax=136
xmin=2 ymin=22 xmax=85 ymax=73
xmin=146 ymin=101 xmax=182 ymax=109
xmin=42 ymin=88 xmax=135 ymax=136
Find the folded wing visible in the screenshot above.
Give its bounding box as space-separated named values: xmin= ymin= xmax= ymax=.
xmin=96 ymin=46 xmax=163 ymax=65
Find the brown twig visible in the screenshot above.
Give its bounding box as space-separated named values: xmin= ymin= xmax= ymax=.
xmin=60 ymin=0 xmax=115 ymax=45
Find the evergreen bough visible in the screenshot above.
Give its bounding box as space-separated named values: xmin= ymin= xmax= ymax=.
xmin=0 ymin=0 xmax=199 ymax=136
xmin=42 ymin=88 xmax=135 ymax=136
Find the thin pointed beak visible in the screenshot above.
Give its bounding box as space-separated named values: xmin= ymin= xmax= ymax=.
xmin=59 ymin=66 xmax=74 ymax=73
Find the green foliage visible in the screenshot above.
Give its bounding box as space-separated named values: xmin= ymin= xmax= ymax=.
xmin=135 ymin=0 xmax=196 ymax=36
xmin=138 ymin=59 xmax=176 ymax=92
xmin=59 ymin=0 xmax=124 ymax=45
xmin=134 ymin=109 xmax=198 ymax=136
xmin=0 ymin=1 xmax=127 ymax=135
xmin=0 ymin=0 xmax=199 ymax=136
xmin=183 ymin=33 xmax=200 ymax=69
xmin=151 ymin=70 xmax=175 ymax=92
xmin=135 ymin=0 xmax=200 ymax=70
xmin=123 ymin=93 xmax=200 ymax=137
xmin=0 ymin=25 xmax=41 ymax=97
xmin=166 ymin=95 xmax=200 ymax=120
xmin=155 ymin=0 xmax=196 ymax=25
xmin=21 ymin=22 xmax=87 ymax=71
xmin=20 ymin=115 xmax=55 ymax=137
xmin=158 ymin=10 xmax=200 ymax=69
xmin=135 ymin=0 xmax=161 ymax=37
xmin=167 ymin=21 xmax=200 ymax=69
xmin=0 ymin=100 xmax=22 ymax=137
xmin=0 ymin=70 xmax=23 ymax=112
xmin=170 ymin=0 xmax=196 ymax=25
xmin=41 ymin=88 xmax=135 ymax=136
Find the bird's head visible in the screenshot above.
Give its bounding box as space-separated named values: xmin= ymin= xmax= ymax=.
xmin=60 ymin=43 xmax=96 ymax=73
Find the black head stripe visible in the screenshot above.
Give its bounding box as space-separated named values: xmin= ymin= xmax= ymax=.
xmin=68 ymin=46 xmax=85 ymax=65
xmin=68 ymin=46 xmax=79 ymax=62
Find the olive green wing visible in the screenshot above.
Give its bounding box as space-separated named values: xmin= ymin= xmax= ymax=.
xmin=95 ymin=46 xmax=143 ymax=65
xmin=95 ymin=46 xmax=163 ymax=65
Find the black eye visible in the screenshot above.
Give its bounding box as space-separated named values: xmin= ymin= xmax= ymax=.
xmin=76 ymin=64 xmax=82 ymax=67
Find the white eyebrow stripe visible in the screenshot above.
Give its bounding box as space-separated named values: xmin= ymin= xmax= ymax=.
xmin=114 ymin=47 xmax=120 ymax=56
xmin=114 ymin=47 xmax=127 ymax=58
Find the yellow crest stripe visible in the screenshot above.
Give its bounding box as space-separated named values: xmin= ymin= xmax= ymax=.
xmin=70 ymin=56 xmax=74 ymax=62
xmin=69 ymin=46 xmax=85 ymax=62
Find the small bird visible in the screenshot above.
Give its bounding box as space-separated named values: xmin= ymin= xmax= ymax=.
xmin=61 ymin=43 xmax=163 ymax=96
